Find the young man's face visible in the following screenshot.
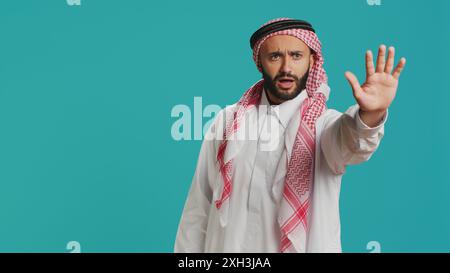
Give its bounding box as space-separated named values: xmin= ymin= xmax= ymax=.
xmin=259 ymin=35 xmax=315 ymax=104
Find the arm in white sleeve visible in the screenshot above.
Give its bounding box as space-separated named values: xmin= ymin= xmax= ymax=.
xmin=320 ymin=104 xmax=388 ymax=175
xmin=173 ymin=106 xmax=232 ymax=252
xmin=173 ymin=136 xmax=215 ymax=253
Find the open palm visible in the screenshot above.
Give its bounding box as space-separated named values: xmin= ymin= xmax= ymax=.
xmin=345 ymin=45 xmax=406 ymax=113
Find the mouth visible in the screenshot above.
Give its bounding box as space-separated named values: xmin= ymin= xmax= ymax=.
xmin=276 ymin=78 xmax=295 ymax=90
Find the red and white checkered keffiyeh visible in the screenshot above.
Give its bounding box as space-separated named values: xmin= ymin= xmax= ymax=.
xmin=215 ymin=18 xmax=329 ymax=253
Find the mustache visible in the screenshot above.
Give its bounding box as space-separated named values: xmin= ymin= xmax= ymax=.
xmin=273 ymin=72 xmax=299 ymax=82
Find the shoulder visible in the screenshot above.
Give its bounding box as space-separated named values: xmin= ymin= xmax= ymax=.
xmin=201 ymin=104 xmax=238 ymax=157
xmin=204 ymin=104 xmax=236 ymax=139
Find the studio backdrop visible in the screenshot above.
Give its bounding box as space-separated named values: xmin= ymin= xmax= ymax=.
xmin=0 ymin=0 xmax=449 ymax=252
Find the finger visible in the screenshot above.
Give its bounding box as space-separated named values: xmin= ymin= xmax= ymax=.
xmin=345 ymin=71 xmax=364 ymax=100
xmin=376 ymin=44 xmax=386 ymax=73
xmin=384 ymin=46 xmax=395 ymax=74
xmin=366 ymin=50 xmax=375 ymax=78
xmin=392 ymin=57 xmax=406 ymax=79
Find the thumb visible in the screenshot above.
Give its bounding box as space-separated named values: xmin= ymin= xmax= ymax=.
xmin=345 ymin=71 xmax=364 ymax=100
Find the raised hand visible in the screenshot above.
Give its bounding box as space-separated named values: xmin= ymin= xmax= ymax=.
xmin=345 ymin=45 xmax=406 ymax=127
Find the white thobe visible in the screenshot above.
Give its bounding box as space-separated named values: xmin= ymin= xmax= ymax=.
xmin=174 ymin=86 xmax=387 ymax=253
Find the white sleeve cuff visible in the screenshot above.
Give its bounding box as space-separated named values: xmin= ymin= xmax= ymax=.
xmin=355 ymin=106 xmax=388 ymax=133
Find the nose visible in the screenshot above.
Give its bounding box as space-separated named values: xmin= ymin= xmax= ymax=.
xmin=280 ymin=57 xmax=292 ymax=74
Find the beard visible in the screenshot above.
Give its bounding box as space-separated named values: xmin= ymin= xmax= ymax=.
xmin=261 ymin=65 xmax=309 ymax=102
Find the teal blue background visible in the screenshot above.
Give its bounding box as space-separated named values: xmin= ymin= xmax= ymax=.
xmin=0 ymin=0 xmax=449 ymax=252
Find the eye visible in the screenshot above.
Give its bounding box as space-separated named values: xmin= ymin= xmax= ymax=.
xmin=292 ymin=53 xmax=303 ymax=60
xmin=270 ymin=54 xmax=280 ymax=61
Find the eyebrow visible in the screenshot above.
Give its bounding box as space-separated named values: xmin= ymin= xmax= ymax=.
xmin=267 ymin=50 xmax=305 ymax=56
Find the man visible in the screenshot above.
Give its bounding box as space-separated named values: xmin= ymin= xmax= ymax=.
xmin=174 ymin=18 xmax=406 ymax=253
